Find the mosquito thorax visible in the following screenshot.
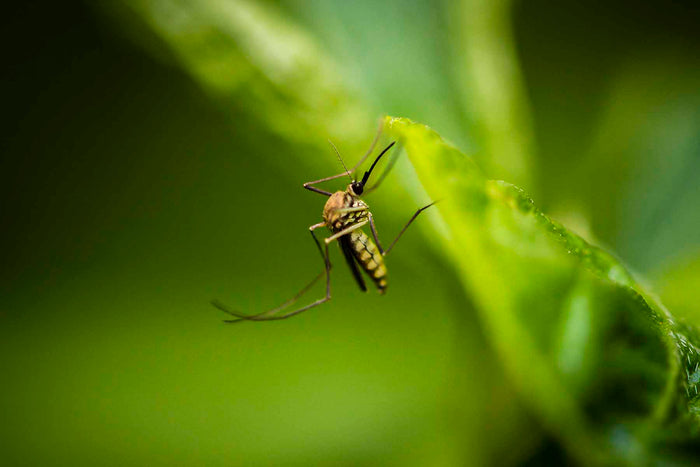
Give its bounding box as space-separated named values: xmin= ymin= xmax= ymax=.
xmin=322 ymin=189 xmax=368 ymax=232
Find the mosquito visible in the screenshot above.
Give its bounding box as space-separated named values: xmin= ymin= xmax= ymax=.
xmin=212 ymin=129 xmax=436 ymax=322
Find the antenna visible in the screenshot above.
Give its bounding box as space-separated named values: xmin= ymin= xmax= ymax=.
xmin=360 ymin=141 xmax=395 ymax=187
xmin=328 ymin=139 xmax=353 ymax=181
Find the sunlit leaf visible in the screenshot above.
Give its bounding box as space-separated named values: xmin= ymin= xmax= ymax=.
xmin=385 ymin=116 xmax=700 ymax=463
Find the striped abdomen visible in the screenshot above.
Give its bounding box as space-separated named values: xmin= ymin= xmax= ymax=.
xmin=349 ymin=230 xmax=387 ymax=293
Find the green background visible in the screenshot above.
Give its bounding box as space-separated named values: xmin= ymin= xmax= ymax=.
xmin=2 ymin=1 xmax=699 ymax=465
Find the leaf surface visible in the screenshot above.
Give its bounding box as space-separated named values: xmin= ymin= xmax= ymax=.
xmin=385 ymin=116 xmax=700 ymax=463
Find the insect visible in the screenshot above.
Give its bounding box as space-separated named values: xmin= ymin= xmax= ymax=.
xmin=212 ymin=129 xmax=436 ymax=322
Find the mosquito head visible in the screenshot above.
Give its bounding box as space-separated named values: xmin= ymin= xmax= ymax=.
xmin=349 ymin=180 xmax=364 ymax=196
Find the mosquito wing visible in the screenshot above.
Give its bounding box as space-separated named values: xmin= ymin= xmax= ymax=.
xmin=339 ymin=234 xmax=367 ymax=292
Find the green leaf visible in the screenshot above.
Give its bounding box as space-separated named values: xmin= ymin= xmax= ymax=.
xmin=384 ymin=116 xmax=700 ymax=463
xmin=99 ymin=0 xmax=374 ymax=162
xmin=448 ymin=0 xmax=537 ymax=191
xmin=659 ymin=255 xmax=700 ymax=328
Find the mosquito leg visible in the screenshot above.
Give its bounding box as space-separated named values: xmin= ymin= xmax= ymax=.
xmin=236 ymin=220 xmax=383 ymax=321
xmin=309 ymin=221 xmax=326 ymax=261
xmin=303 ymin=118 xmax=385 ymax=196
xmin=243 ymin=221 xmax=368 ymax=320
xmin=301 ymin=140 xmax=358 ymax=196
xmin=231 ymin=257 xmax=332 ymax=321
xmin=367 ymin=212 xmax=385 ymax=254
xmin=303 ymin=173 xmax=349 ymax=196
xmin=212 ymin=269 xmax=324 ymax=321
xmin=333 ymin=207 xmax=367 ymax=214
xmin=324 ymin=220 xmax=369 ymax=244
xmin=214 ymin=226 xmax=332 ymax=322
xmin=369 ymin=201 xmax=437 ymax=256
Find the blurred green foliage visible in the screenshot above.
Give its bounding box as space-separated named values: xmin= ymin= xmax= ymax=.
xmin=1 ymin=0 xmax=699 ymax=465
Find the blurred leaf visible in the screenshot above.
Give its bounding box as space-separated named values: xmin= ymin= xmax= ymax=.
xmin=101 ymin=0 xmax=374 ymax=162
xmin=274 ymin=0 xmax=475 ymax=154
xmin=581 ymin=54 xmax=700 ymax=273
xmin=513 ymin=3 xmax=700 ymax=274
xmin=385 ymin=116 xmax=700 ymax=463
xmin=449 ymin=0 xmax=537 ymax=191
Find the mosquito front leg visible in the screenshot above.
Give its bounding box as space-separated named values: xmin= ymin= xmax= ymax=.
xmin=303 ymin=119 xmax=385 ymax=196
xmin=333 ymin=207 xmax=367 ymax=214
xmin=302 ymin=141 xmax=361 ymax=196
xmin=368 ymin=201 xmax=437 ymax=256
xmin=213 ymin=224 xmax=332 ymax=322
xmin=324 ymin=219 xmax=369 ymax=244
xmin=303 ymin=172 xmax=350 ymax=197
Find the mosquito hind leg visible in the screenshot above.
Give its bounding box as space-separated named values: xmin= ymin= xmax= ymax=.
xmin=368 ymin=201 xmax=437 ymax=256
xmin=212 ymin=269 xmax=324 ymax=322
xmin=214 ymin=226 xmax=332 ymax=322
